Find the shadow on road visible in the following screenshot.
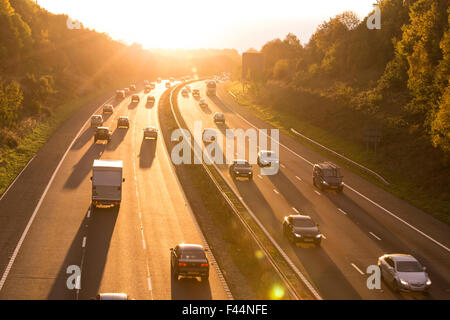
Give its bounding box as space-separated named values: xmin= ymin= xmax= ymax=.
xmin=139 ymin=138 xmax=157 ymax=168
xmin=106 ymin=128 xmax=128 ymax=151
xmin=71 ymin=127 xmax=94 ymax=150
xmin=170 ymin=268 xmax=212 ymax=300
xmin=64 ymin=143 xmax=103 ymax=189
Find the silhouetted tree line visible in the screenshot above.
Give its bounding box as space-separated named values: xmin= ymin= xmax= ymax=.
xmin=0 ymin=0 xmax=240 ymax=148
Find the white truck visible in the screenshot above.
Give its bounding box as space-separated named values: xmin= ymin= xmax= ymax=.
xmin=91 ymin=160 xmax=125 ymax=208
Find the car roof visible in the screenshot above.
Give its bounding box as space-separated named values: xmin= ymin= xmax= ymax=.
xmin=92 ymin=115 xmax=102 ymax=118
xmin=178 ymin=244 xmax=204 ymax=251
xmin=386 ymin=254 xmax=418 ymax=262
xmin=316 ymin=161 xmax=340 ymax=170
xmin=144 ymin=126 xmax=157 ymax=130
xmin=97 ymin=127 xmax=109 ymax=130
xmin=214 ymin=112 xmax=224 ymax=116
xmin=234 ymin=159 xmax=249 ymax=164
xmin=289 ymin=214 xmax=312 ymax=221
xmin=97 ymin=293 xmax=128 ymax=300
xmin=119 ymin=116 xmax=129 ymax=120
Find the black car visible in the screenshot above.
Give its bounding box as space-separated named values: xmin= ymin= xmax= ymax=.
xmin=131 ymin=94 xmax=140 ymax=103
xmin=94 ymin=127 xmax=112 ymax=143
xmin=146 ymin=96 xmax=155 ymax=106
xmin=283 ymin=215 xmax=322 ymax=246
xmin=192 ymin=89 xmax=200 ymax=97
xmin=117 ymin=117 xmax=130 ymax=128
xmin=313 ymin=162 xmax=344 ymax=192
xmin=170 ymin=244 xmax=209 ymax=281
xmin=230 ymin=159 xmax=253 ymax=180
xmin=143 ymin=126 xmax=158 ymax=140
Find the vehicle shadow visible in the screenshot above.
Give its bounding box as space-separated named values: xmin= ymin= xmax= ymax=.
xmin=170 ymin=269 xmax=212 ymax=300
xmin=79 ymin=206 xmax=119 ymax=299
xmin=128 ymin=101 xmax=139 ymax=109
xmin=139 ymin=138 xmax=157 ymax=168
xmin=71 ymin=127 xmax=94 ymax=150
xmin=64 ymin=143 xmax=104 ymax=189
xmin=209 ymin=96 xmax=232 ymax=115
xmin=106 ymin=128 xmax=128 ymax=151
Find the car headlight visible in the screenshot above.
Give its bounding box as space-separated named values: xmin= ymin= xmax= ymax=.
xmin=340 ymin=181 xmax=344 ymax=185
xmin=399 ymin=279 xmax=408 ymax=286
xmin=426 ymin=279 xmax=432 ymax=286
xmin=295 ymin=233 xmax=302 ymax=238
xmin=315 ymin=234 xmax=322 ymax=238
xmin=322 ymin=181 xmax=329 ymax=185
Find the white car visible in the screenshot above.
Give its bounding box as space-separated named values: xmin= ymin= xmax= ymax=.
xmin=257 ymin=150 xmax=279 ymax=167
xmin=202 ymin=128 xmax=217 ymax=143
xmin=95 ymin=293 xmax=130 ymax=300
xmin=213 ymin=112 xmax=225 ymax=124
xmin=378 ymin=254 xmax=431 ymax=293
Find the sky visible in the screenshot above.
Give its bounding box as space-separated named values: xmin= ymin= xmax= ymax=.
xmin=37 ymin=0 xmax=377 ymax=52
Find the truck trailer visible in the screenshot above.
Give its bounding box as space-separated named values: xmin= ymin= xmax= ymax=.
xmin=91 ymin=160 xmax=125 ymax=208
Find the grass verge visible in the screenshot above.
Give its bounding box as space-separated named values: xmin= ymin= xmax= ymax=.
xmin=227 ymin=81 xmax=449 ymax=226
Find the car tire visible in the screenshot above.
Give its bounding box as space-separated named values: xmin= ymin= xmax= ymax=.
xmin=201 ymin=275 xmax=209 ymax=282
xmin=338 ymin=186 xmax=344 ymax=193
xmin=392 ymin=280 xmax=399 ymax=292
xmin=315 ymin=240 xmax=322 ymax=247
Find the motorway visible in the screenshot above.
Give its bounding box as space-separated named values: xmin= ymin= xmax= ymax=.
xmin=0 ymin=82 xmax=229 ymax=300
xmin=175 ymin=80 xmax=450 ymax=300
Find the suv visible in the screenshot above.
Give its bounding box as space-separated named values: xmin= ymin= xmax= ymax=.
xmin=102 ymin=104 xmax=114 ymax=114
xmin=94 ymin=127 xmax=112 ymax=143
xmin=192 ymin=89 xmax=200 ymax=98
xmin=143 ymin=126 xmax=158 ymax=140
xmin=90 ymin=115 xmax=103 ymax=127
xmin=117 ymin=117 xmax=130 ymax=128
xmin=313 ymin=162 xmax=344 ymax=192
xmin=131 ymin=94 xmax=140 ymax=103
xmin=230 ymin=159 xmax=253 ymax=180
xmin=213 ymin=112 xmax=225 ymax=124
xmin=283 ymin=215 xmax=322 ymax=246
xmin=170 ymin=244 xmax=209 ymax=281
xmin=115 ymin=90 xmax=125 ymax=100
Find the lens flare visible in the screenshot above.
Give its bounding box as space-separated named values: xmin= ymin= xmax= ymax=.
xmin=270 ymin=284 xmax=285 ymax=300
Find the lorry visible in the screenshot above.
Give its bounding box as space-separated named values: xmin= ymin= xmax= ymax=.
xmin=91 ymin=160 xmax=125 ymax=208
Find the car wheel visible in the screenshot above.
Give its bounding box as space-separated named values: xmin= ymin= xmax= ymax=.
xmin=392 ymin=280 xmax=399 ymax=292
xmin=201 ymin=275 xmax=209 ymax=282
xmin=249 ymin=175 xmax=253 ymax=181
xmin=315 ymin=240 xmax=322 ymax=247
xmin=338 ymin=186 xmax=343 ymax=193
xmin=319 ymin=182 xmax=325 ymax=191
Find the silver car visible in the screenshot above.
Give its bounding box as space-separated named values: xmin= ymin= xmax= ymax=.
xmin=378 ymin=254 xmax=431 ymax=293
xmin=257 ymin=150 xmax=279 ymax=168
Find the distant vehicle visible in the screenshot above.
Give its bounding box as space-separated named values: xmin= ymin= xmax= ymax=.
xmin=95 ymin=293 xmax=130 ymax=300
xmin=165 ymin=82 xmax=171 ymax=88
xmin=185 ymin=85 xmax=191 ymax=92
xmin=91 ymin=160 xmax=125 ymax=209
xmin=131 ymin=94 xmax=140 ymax=103
xmin=130 ymin=84 xmax=137 ymax=92
xmin=90 ymin=115 xmax=103 ymax=127
xmin=313 ymin=162 xmax=344 ymax=192
xmin=202 ymin=128 xmax=217 ymax=143
xmin=378 ymin=254 xmax=431 ymax=293
xmin=149 ymin=83 xmax=156 ymax=89
xmin=146 ymin=96 xmax=155 ymax=106
xmin=157 ymin=77 xmax=162 ymax=83
xmin=102 ymin=104 xmax=114 ymax=114
xmin=124 ymin=88 xmax=130 ymax=96
xmin=213 ymin=112 xmax=225 ymax=124
xmin=115 ymin=90 xmax=125 ymax=100
xmin=257 ymin=150 xmax=279 ymax=168
xmin=230 ymin=159 xmax=253 ymax=180
xmin=144 ymin=85 xmax=151 ymax=93
xmin=170 ymin=244 xmax=209 ymax=281
xmin=206 ymin=80 xmax=216 ymax=96
xmin=192 ymin=89 xmax=200 ymax=97
xmin=181 ymin=88 xmax=189 ymax=97
xmin=199 ymin=99 xmax=208 ymax=108
xmin=143 ymin=80 xmax=149 ymax=85
xmin=117 ymin=116 xmax=130 ymax=128
xmin=143 ymin=126 xmax=158 ymax=140
xmin=94 ymin=127 xmax=112 ymax=143
xmin=169 ymin=77 xmax=175 ymax=82
xmin=283 ymin=215 xmax=322 ymax=246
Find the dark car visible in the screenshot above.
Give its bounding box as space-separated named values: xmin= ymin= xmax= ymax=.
xmin=102 ymin=104 xmax=114 ymax=114
xmin=230 ymin=159 xmax=253 ymax=180
xmin=192 ymin=89 xmax=200 ymax=98
xmin=283 ymin=215 xmax=322 ymax=246
xmin=313 ymin=162 xmax=344 ymax=192
xmin=117 ymin=117 xmax=130 ymax=128
xmin=131 ymin=94 xmax=140 ymax=103
xmin=115 ymin=90 xmax=125 ymax=100
xmin=94 ymin=127 xmax=112 ymax=143
xmin=170 ymin=244 xmax=209 ymax=281
xmin=143 ymin=126 xmax=158 ymax=140
xmin=146 ymin=96 xmax=155 ymax=106
xmin=130 ymin=84 xmax=137 ymax=92
xmin=90 ymin=115 xmax=103 ymax=128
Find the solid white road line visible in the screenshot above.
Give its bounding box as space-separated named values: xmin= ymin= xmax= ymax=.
xmin=314 ymin=190 xmax=321 ymax=196
xmin=369 ymin=232 xmax=382 ymax=241
xmin=292 ymin=207 xmax=299 ymax=214
xmin=295 ymin=176 xmax=302 ymax=182
xmin=224 ymin=90 xmax=450 ymax=253
xmin=280 ymin=164 xmax=286 ymax=169
xmin=338 ymin=208 xmax=348 ymax=215
xmin=0 ymin=96 xmax=114 ymax=292
xmin=273 ymin=189 xmax=280 ymax=195
xmin=351 ymin=263 xmax=365 ymax=275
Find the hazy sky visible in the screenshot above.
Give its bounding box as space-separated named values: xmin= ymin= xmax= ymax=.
xmin=37 ymin=0 xmax=377 ymax=52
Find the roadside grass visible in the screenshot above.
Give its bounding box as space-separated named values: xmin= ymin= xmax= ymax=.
xmin=227 ymin=81 xmax=449 ymax=226
xmin=0 ymin=87 xmax=113 ymax=196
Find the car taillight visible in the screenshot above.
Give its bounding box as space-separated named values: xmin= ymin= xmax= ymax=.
xmin=201 ymin=263 xmax=208 ymax=267
xmin=115 ymin=202 xmax=118 ymax=205
xmin=178 ymin=263 xmax=187 ymax=267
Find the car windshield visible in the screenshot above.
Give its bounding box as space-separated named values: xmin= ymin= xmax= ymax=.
xmin=235 ymin=161 xmax=250 ymax=168
xmin=180 ymin=249 xmax=206 ymax=260
xmin=98 ymin=129 xmax=108 ymax=134
xmin=322 ymin=168 xmax=341 ymax=177
xmin=396 ymin=261 xmax=423 ymax=272
xmin=292 ymin=218 xmax=316 ymax=228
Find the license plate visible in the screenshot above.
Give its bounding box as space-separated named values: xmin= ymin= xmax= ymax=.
xmin=188 ymin=272 xmax=198 ymax=275
xmin=304 ymin=238 xmax=314 ymax=242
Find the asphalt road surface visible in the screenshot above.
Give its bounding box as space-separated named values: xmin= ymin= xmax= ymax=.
xmin=0 ymin=81 xmax=229 ymax=300
xmin=176 ymin=80 xmax=450 ymax=300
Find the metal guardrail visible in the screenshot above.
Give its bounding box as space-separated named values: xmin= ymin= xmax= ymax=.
xmin=168 ymin=82 xmax=322 ymax=300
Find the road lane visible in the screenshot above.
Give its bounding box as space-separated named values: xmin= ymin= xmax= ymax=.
xmin=176 ymin=80 xmax=450 ymax=299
